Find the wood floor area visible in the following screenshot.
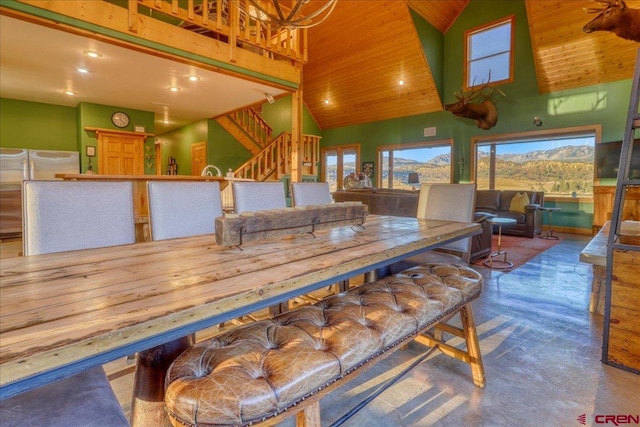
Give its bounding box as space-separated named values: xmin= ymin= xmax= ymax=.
xmin=3 ymin=234 xmax=639 ymax=426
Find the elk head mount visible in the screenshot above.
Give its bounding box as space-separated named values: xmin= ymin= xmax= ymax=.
xmin=444 ymin=83 xmax=506 ymax=130
xmin=583 ymin=0 xmax=640 ymax=42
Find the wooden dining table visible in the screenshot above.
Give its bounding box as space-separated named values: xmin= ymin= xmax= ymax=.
xmin=0 ymin=215 xmax=480 ymax=401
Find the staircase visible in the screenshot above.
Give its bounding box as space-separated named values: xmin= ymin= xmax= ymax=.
xmin=215 ymin=109 xmax=272 ymax=155
xmin=216 ymin=107 xmax=321 ymax=182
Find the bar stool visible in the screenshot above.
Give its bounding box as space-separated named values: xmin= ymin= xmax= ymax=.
xmin=1 ymin=180 xmax=134 ymax=427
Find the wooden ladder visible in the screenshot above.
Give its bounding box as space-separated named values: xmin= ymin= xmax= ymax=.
xmin=602 ymin=47 xmax=640 ymax=374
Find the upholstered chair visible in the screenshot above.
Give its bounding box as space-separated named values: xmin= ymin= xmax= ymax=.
xmin=22 ymin=180 xmax=135 ymax=256
xmin=386 ymin=183 xmax=477 ymax=274
xmin=232 ymin=181 xmax=287 ymax=213
xmin=147 ymin=181 xmax=223 ymax=240
xmin=291 ymin=182 xmax=332 ymax=206
xmin=1 ymin=180 xmax=133 ymax=426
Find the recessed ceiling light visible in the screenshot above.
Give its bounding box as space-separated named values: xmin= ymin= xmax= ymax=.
xmin=84 ymin=50 xmax=102 ymax=58
xmin=399 ymin=79 xmax=405 ymax=86
xmin=63 ymin=90 xmax=76 ymax=95
xmin=77 ymin=67 xmax=89 ymax=74
xmin=188 ymin=76 xmax=200 ymax=82
xmin=324 ymin=99 xmax=330 ymax=105
xmin=162 ymin=120 xmax=170 ymax=124
xmin=169 ymin=86 xmax=181 ymax=92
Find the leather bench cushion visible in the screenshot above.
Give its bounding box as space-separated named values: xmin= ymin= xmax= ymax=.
xmin=165 ymin=265 xmax=482 ymax=426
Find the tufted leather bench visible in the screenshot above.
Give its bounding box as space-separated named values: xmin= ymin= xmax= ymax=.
xmin=164 ymin=264 xmax=485 ymax=427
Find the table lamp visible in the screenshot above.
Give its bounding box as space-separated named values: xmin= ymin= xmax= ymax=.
xmin=407 ymin=172 xmax=420 ymax=191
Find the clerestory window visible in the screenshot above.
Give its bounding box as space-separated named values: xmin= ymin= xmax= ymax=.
xmin=464 ymin=15 xmax=515 ymax=88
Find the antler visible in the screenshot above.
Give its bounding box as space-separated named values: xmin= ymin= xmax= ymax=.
xmin=584 ymin=0 xmax=618 ymax=14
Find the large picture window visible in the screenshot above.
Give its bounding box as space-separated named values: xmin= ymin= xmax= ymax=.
xmin=465 ymin=16 xmax=514 ymax=88
xmin=472 ymin=128 xmax=599 ymax=196
xmin=377 ymin=141 xmax=453 ymax=190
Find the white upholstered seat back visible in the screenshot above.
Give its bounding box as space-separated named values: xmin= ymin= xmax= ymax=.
xmin=232 ymin=182 xmax=286 ymax=213
xmin=416 ymin=183 xmax=477 ymax=254
xmin=148 ymin=181 xmax=223 ymax=241
xmin=291 ymin=182 xmax=332 ymax=207
xmin=22 ymin=181 xmax=135 ymax=256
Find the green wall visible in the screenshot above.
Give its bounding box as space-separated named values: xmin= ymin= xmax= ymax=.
xmin=261 ymin=96 xmax=323 ymax=137
xmin=0 ymin=98 xmax=77 ymax=151
xmin=207 ymin=120 xmax=252 ymax=174
xmin=0 ymin=98 xmax=156 ymax=174
xmin=156 ymin=119 xmax=208 ymax=175
xmin=77 ymin=102 xmax=155 ymax=174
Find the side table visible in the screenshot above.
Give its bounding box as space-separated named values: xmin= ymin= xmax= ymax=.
xmin=484 ymin=217 xmax=517 ymax=269
xmin=540 ymin=207 xmax=561 ymax=240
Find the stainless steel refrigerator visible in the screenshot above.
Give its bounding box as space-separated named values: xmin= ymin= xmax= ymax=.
xmin=0 ymin=148 xmax=80 ymax=238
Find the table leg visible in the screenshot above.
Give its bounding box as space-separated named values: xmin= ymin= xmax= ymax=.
xmin=540 ymin=210 xmax=559 ymax=240
xmin=131 ymin=335 xmax=194 ymax=427
xmin=483 ymin=224 xmax=513 ymax=269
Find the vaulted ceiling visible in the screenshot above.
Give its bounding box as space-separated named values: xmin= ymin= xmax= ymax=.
xmin=1 ymin=0 xmax=638 ymax=133
xmin=304 ymin=0 xmax=640 ymax=130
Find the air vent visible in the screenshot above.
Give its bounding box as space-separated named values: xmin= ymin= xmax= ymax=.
xmin=423 ymin=127 xmax=436 ymax=137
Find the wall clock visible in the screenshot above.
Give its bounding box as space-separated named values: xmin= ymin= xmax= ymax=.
xmin=111 ymin=111 xmax=130 ymax=128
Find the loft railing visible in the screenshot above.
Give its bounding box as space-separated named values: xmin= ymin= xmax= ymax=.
xmin=134 ymin=0 xmax=307 ymax=64
xmin=235 ymin=132 xmax=321 ymax=181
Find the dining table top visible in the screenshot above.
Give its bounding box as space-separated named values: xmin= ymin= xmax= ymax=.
xmin=0 ymin=215 xmax=480 ymax=399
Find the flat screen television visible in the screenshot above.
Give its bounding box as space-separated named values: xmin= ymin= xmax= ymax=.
xmin=595 ymin=139 xmax=640 ymax=179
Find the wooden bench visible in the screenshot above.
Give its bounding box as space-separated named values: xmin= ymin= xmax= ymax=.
xmin=164 ymin=264 xmax=485 ymax=427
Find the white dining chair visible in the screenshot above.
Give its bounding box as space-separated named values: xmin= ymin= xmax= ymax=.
xmin=22 ymin=180 xmax=135 ymax=256
xmin=232 ymin=181 xmax=287 ymax=213
xmin=291 ymin=181 xmax=332 ymax=206
xmin=387 ymin=183 xmax=477 ymax=274
xmin=2 ymin=180 xmax=133 ymax=426
xmin=147 ymin=181 xmax=223 ymax=240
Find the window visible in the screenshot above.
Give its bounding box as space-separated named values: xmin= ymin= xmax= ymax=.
xmin=472 ymin=128 xmax=598 ymax=196
xmin=377 ymin=141 xmax=453 ymax=190
xmin=321 ymin=145 xmax=360 ymax=192
xmin=465 ymin=16 xmax=514 ymax=88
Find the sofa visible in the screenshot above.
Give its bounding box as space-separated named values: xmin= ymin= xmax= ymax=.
xmin=332 ymin=189 xmax=493 ymax=262
xmin=475 ymin=189 xmax=545 ymax=238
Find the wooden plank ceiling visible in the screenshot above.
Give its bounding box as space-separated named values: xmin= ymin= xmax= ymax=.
xmin=303 ymin=0 xmax=639 ymax=130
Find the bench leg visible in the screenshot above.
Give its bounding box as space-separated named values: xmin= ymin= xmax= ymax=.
xmin=296 ymin=401 xmax=321 ymax=427
xmin=414 ymin=304 xmax=486 ymax=388
xmin=460 ymin=305 xmax=486 ymax=388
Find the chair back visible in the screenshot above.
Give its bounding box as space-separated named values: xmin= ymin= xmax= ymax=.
xmin=232 ymin=181 xmax=286 ymax=213
xmin=291 ymin=182 xmax=332 ymax=207
xmin=416 ymin=183 xmax=477 ymax=256
xmin=148 ymin=181 xmax=223 ymax=241
xmin=22 ymin=180 xmax=135 ymax=256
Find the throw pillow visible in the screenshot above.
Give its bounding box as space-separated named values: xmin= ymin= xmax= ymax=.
xmin=509 ymin=192 xmax=529 ymax=214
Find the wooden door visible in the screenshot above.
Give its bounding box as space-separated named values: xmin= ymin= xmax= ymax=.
xmin=191 ymin=142 xmax=207 ymax=176
xmin=98 ymin=131 xmax=144 ymax=175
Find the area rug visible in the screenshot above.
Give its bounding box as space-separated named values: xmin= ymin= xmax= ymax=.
xmin=472 ymin=233 xmax=562 ymax=272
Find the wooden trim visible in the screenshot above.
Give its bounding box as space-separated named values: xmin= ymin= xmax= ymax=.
xmin=84 ymin=127 xmax=154 ymax=138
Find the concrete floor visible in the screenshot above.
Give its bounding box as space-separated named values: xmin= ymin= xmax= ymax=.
xmin=109 ymin=233 xmax=640 ymax=426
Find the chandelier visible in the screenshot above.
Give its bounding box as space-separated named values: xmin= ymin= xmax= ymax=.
xmin=238 ymin=0 xmax=338 ymax=29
